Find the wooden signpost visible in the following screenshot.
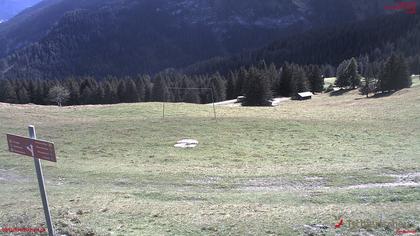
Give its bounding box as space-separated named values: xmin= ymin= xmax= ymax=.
xmin=6 ymin=125 xmax=56 ymax=236
xmin=7 ymin=134 xmax=56 ymax=162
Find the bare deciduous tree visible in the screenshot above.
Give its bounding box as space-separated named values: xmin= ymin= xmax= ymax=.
xmin=48 ymin=85 xmax=70 ymax=106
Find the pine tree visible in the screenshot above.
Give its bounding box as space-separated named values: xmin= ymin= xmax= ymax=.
xmin=34 ymin=81 xmax=45 ymax=105
xmin=347 ymin=58 xmax=361 ymax=88
xmin=27 ymin=80 xmax=37 ymax=103
xmin=176 ymin=76 xmax=189 ymax=102
xmin=379 ymin=54 xmax=411 ymax=92
xmin=278 ymin=63 xmax=293 ymax=97
xmin=80 ymin=86 xmax=93 ymax=104
xmin=307 ymin=65 xmax=324 ymax=93
xmin=394 ymin=55 xmax=411 ymax=90
xmin=125 ymin=79 xmax=139 ymax=103
xmin=80 ymin=77 xmax=96 ymax=95
xmin=226 ymin=71 xmax=237 ymax=100
xmin=291 ymin=66 xmax=310 ymax=97
xmin=142 ymin=75 xmax=153 ymax=102
xmin=135 ymin=76 xmax=147 ymax=102
xmin=360 ymin=63 xmax=375 ymax=98
xmin=117 ymin=80 xmax=127 ymax=103
xmin=184 ymin=89 xmax=201 ymax=104
xmin=17 ymin=87 xmax=30 ymax=104
xmin=0 ymin=79 xmax=17 ymax=103
xmin=335 ymin=58 xmax=360 ymax=88
xmin=78 ymin=77 xmax=98 ymax=105
xmin=67 ymin=80 xmax=80 ymax=105
xmin=152 ymin=75 xmax=170 ymax=102
xmin=335 ymin=59 xmax=351 ymax=88
xmin=266 ymin=63 xmax=279 ymax=92
xmin=322 ymin=64 xmax=336 ymax=78
xmin=103 ymin=81 xmax=117 ymax=104
xmin=242 ymin=67 xmax=272 ymax=106
xmin=41 ymin=82 xmax=50 ymax=105
xmin=93 ymin=84 xmax=105 ymax=104
xmin=236 ymin=67 xmax=247 ymax=97
xmin=414 ymin=56 xmax=420 ymax=75
xmin=210 ymin=73 xmax=226 ymax=102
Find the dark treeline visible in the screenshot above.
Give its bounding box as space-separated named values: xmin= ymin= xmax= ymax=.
xmin=0 ymin=73 xmax=225 ymax=106
xmin=0 ymin=63 xmax=325 ymax=106
xmin=230 ymin=63 xmax=324 ymax=106
xmin=0 ymin=53 xmax=415 ymax=106
xmin=337 ymin=54 xmax=413 ymax=98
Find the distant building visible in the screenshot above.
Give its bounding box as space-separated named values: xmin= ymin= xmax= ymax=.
xmin=296 ymin=92 xmax=313 ymax=100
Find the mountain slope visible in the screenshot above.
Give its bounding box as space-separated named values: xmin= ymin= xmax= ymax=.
xmin=184 ymin=13 xmax=420 ymax=75
xmin=0 ymin=0 xmax=395 ymax=79
xmin=0 ymin=0 xmax=108 ymax=57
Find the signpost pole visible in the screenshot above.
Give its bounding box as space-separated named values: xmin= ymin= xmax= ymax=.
xmin=28 ymin=125 xmax=55 ymax=236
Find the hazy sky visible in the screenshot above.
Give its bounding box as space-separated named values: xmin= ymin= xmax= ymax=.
xmin=0 ymin=0 xmax=42 ymax=21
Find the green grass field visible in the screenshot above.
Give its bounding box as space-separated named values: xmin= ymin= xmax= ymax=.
xmin=1 ymin=78 xmax=419 ymax=235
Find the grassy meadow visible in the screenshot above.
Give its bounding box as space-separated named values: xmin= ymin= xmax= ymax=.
xmin=0 ymin=77 xmax=419 ymax=235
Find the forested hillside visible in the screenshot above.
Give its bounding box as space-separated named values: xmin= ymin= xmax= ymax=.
xmin=0 ymin=0 xmax=394 ymax=79
xmin=0 ymin=0 xmax=108 ymax=57
xmin=185 ymin=13 xmax=420 ymax=75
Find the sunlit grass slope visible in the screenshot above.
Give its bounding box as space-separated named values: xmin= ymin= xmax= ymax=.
xmin=0 ymin=78 xmax=419 ymax=235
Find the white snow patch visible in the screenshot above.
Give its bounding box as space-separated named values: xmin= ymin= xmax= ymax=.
xmin=271 ymin=97 xmax=290 ymax=106
xmin=175 ymin=139 xmax=199 ymax=148
xmin=345 ymin=182 xmax=420 ymax=189
xmin=344 ymin=173 xmax=420 ymax=190
xmin=210 ymin=97 xmax=289 ymax=107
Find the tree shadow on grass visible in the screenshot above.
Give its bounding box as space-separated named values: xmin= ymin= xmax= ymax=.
xmin=355 ymin=90 xmax=399 ymax=100
xmin=329 ymin=88 xmax=353 ymax=96
xmin=368 ymin=91 xmax=396 ymax=99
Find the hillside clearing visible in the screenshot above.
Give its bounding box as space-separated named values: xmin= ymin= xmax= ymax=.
xmin=0 ymin=83 xmax=419 ymax=235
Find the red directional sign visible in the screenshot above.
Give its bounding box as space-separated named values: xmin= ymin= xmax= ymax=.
xmin=6 ymin=134 xmax=56 ymax=162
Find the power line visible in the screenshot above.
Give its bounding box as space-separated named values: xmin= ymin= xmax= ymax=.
xmin=167 ymin=87 xmax=212 ymax=90
xmin=162 ymin=87 xmax=217 ymax=120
